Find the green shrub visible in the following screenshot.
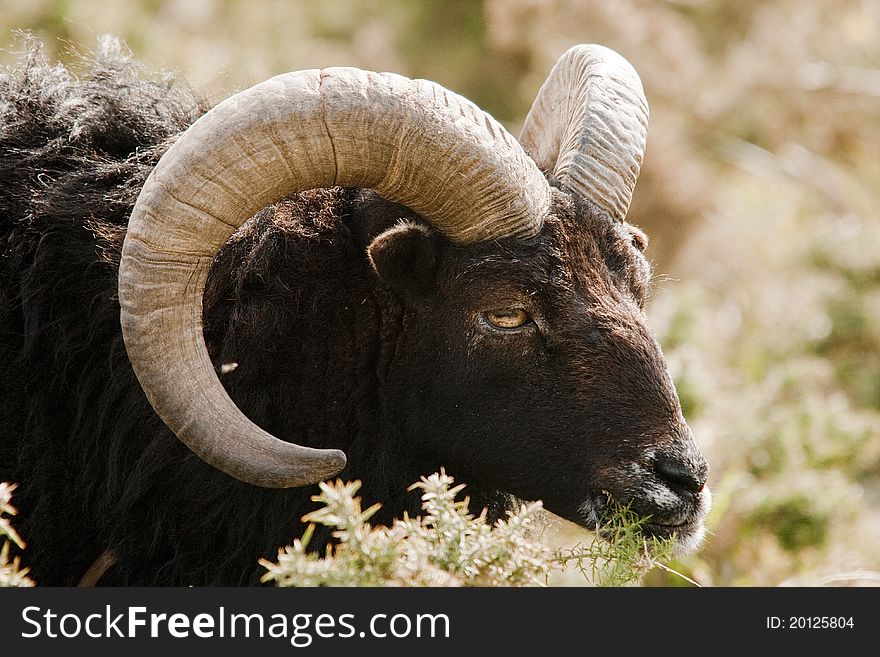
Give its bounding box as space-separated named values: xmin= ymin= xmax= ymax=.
xmin=1 ymin=483 xmax=34 ymax=588
xmin=262 ymin=472 xmax=682 ymax=587
xmin=554 ymin=504 xmax=681 ymax=587
xmin=261 ymin=472 xmax=552 ymax=587
xmin=2 ymin=473 xmax=683 ymax=587
xmin=749 ymin=493 xmax=830 ymax=552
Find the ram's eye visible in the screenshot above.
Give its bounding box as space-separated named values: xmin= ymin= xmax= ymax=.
xmin=483 ymin=308 xmax=531 ymax=330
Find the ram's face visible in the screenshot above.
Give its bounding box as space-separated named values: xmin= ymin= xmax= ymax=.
xmin=371 ymin=190 xmax=711 ymax=554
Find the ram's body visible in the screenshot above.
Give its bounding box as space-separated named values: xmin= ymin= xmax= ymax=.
xmin=0 ymin=42 xmax=710 ymax=585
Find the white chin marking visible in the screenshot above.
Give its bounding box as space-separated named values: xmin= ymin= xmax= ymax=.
xmin=672 ymin=485 xmax=713 ymax=557
xmin=672 ymin=522 xmax=707 ymax=557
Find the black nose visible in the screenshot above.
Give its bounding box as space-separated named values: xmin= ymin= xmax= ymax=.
xmin=654 ymin=452 xmax=708 ymax=495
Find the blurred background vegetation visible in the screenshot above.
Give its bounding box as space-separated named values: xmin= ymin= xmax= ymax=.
xmin=2 ymin=0 xmax=878 ymax=586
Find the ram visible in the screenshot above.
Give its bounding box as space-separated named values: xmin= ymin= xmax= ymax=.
xmin=0 ymin=38 xmax=710 ymax=585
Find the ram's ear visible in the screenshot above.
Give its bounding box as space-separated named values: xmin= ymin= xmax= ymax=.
xmin=367 ymin=221 xmax=438 ymax=299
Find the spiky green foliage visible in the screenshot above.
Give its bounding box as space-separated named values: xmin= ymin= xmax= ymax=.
xmin=262 ymin=472 xmax=683 ymax=587
xmin=261 ymin=472 xmax=552 ymax=587
xmin=553 ymin=505 xmax=683 ymax=587
xmin=1 ymin=473 xmax=682 ymax=588
xmin=0 ymin=483 xmax=35 ymax=587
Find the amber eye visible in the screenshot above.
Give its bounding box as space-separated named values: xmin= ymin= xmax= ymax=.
xmin=483 ymin=308 xmax=531 ymax=330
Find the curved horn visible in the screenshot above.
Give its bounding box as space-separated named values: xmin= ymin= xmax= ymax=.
xmin=119 ymin=67 xmax=551 ymax=488
xmin=519 ymin=44 xmax=648 ymax=221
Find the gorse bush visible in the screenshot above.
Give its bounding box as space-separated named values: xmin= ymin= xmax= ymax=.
xmin=554 ymin=505 xmax=682 ymax=587
xmin=2 ymin=473 xmax=681 ymax=587
xmin=0 ymin=482 xmax=34 ymax=587
xmin=262 ymin=472 xmax=680 ymax=587
xmin=261 ymin=472 xmax=552 ymax=587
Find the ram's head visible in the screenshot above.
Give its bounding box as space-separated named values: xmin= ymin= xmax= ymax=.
xmin=119 ymin=46 xmax=710 ymax=552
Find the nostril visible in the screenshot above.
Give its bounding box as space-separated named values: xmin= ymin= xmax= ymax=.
xmin=654 ymin=453 xmax=707 ymax=495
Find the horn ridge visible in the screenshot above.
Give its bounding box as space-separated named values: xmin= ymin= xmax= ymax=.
xmin=520 ymin=44 xmax=649 ymax=221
